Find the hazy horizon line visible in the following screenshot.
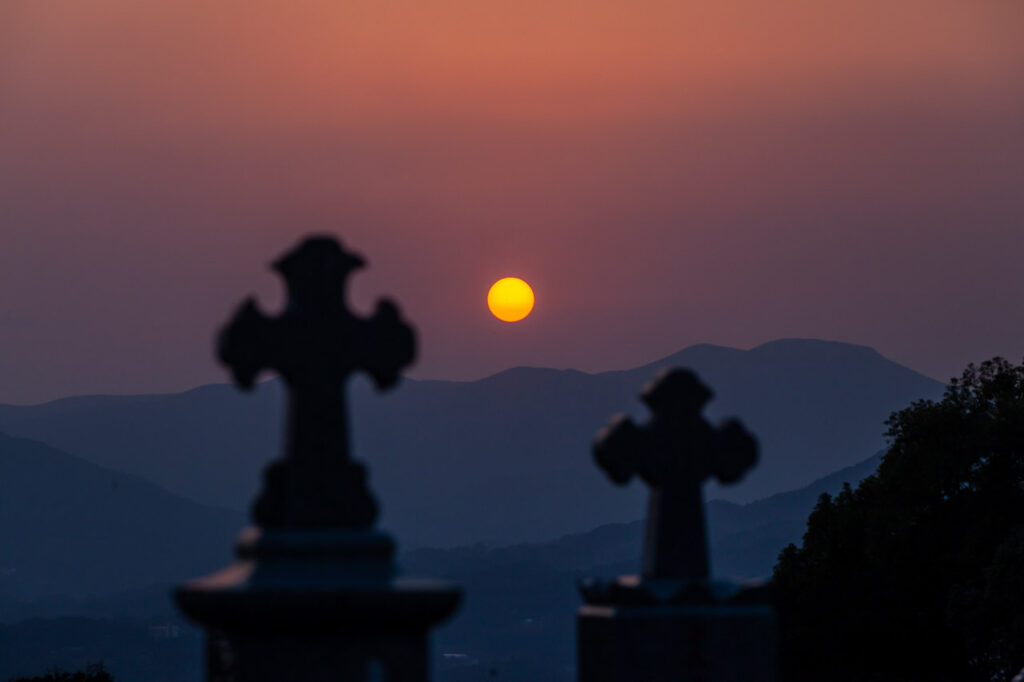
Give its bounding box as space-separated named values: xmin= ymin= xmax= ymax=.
xmin=0 ymin=336 xmax=946 ymax=408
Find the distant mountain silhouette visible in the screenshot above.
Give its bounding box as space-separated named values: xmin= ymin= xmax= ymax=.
xmin=0 ymin=339 xmax=942 ymax=546
xmin=707 ymin=450 xmax=884 ymax=580
xmin=403 ymin=452 xmax=884 ymax=678
xmin=0 ymin=432 xmax=243 ymax=599
xmin=403 ymin=450 xmax=884 ymax=581
xmin=0 ymin=444 xmax=882 ymax=682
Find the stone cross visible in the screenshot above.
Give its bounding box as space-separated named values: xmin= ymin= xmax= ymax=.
xmin=177 ymin=237 xmax=460 ymax=682
xmin=218 ymin=236 xmax=415 ymax=528
xmin=593 ymin=368 xmax=757 ymax=583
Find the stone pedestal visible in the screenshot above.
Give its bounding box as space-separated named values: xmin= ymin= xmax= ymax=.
xmin=578 ymin=578 xmax=776 ymax=682
xmin=579 ymin=603 xmax=776 ymax=682
xmin=177 ymin=237 xmax=460 ymax=681
xmin=176 ymin=528 xmax=460 ymax=682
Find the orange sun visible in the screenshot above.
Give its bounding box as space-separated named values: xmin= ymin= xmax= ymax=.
xmin=487 ymin=277 xmax=535 ymax=322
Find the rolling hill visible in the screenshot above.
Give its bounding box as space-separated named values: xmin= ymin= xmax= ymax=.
xmin=0 ymin=431 xmax=881 ymax=682
xmin=404 ymin=451 xmax=885 ymax=679
xmin=0 ymin=432 xmax=243 ymax=599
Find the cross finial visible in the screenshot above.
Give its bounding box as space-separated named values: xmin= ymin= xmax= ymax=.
xmin=593 ymin=368 xmax=758 ymax=583
xmin=218 ymin=235 xmax=415 ymax=529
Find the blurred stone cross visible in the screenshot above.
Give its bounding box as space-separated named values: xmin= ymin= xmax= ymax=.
xmin=581 ymin=369 xmax=773 ymax=682
xmin=176 ymin=236 xmax=459 ymax=682
xmin=218 ymin=236 xmax=415 ymax=528
xmin=593 ymin=368 xmax=758 ymax=583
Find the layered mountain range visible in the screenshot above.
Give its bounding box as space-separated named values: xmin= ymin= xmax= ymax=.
xmin=0 ymin=432 xmax=241 ymax=599
xmin=0 ymin=339 xmax=943 ymax=549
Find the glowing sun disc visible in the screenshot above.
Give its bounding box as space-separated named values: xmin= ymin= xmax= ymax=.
xmin=487 ymin=277 xmax=534 ymax=322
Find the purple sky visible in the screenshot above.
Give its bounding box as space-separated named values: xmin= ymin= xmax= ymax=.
xmin=1 ymin=0 xmax=1022 ymax=404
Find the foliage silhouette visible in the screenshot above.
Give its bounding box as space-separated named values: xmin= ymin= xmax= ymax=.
xmin=8 ymin=663 xmax=113 ymax=682
xmin=773 ymin=358 xmax=1024 ymax=681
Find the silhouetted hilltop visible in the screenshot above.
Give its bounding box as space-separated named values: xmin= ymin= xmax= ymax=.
xmin=0 ymin=433 xmax=877 ymax=613
xmin=0 ymin=432 xmax=242 ymax=598
xmin=0 ymin=339 xmax=941 ymax=546
xmin=404 ymin=452 xmax=885 ymax=676
xmin=404 ymin=450 xmax=884 ymax=581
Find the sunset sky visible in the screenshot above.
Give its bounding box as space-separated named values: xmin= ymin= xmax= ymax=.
xmin=1 ymin=0 xmax=1022 ymax=404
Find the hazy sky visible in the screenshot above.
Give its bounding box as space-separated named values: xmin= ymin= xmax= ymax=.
xmin=1 ymin=0 xmax=1022 ymax=404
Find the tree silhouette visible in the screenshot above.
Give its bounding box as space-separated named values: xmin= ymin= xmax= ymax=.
xmin=8 ymin=663 xmax=114 ymax=682
xmin=773 ymin=358 xmax=1024 ymax=682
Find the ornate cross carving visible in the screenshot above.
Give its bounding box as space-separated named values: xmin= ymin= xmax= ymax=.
xmin=218 ymin=236 xmax=415 ymax=529
xmin=594 ymin=369 xmax=758 ymax=583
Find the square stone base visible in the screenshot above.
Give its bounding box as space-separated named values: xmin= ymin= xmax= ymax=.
xmin=578 ymin=604 xmax=776 ymax=682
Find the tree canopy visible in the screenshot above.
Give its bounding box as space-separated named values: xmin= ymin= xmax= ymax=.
xmin=773 ymin=358 xmax=1024 ymax=682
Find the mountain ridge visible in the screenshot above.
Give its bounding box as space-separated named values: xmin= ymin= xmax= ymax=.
xmin=0 ymin=339 xmax=943 ymax=547
xmin=403 ymin=449 xmax=885 ymax=579
xmin=0 ymin=431 xmax=244 ymax=598
xmin=0 ymin=338 xmax=938 ymax=406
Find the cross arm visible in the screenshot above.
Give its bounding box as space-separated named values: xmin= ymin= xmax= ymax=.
xmin=218 ymin=298 xmax=278 ymax=390
xmin=711 ymin=418 xmax=758 ymax=484
xmin=594 ymin=414 xmax=650 ymax=485
xmin=358 ymin=299 xmax=416 ymax=390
